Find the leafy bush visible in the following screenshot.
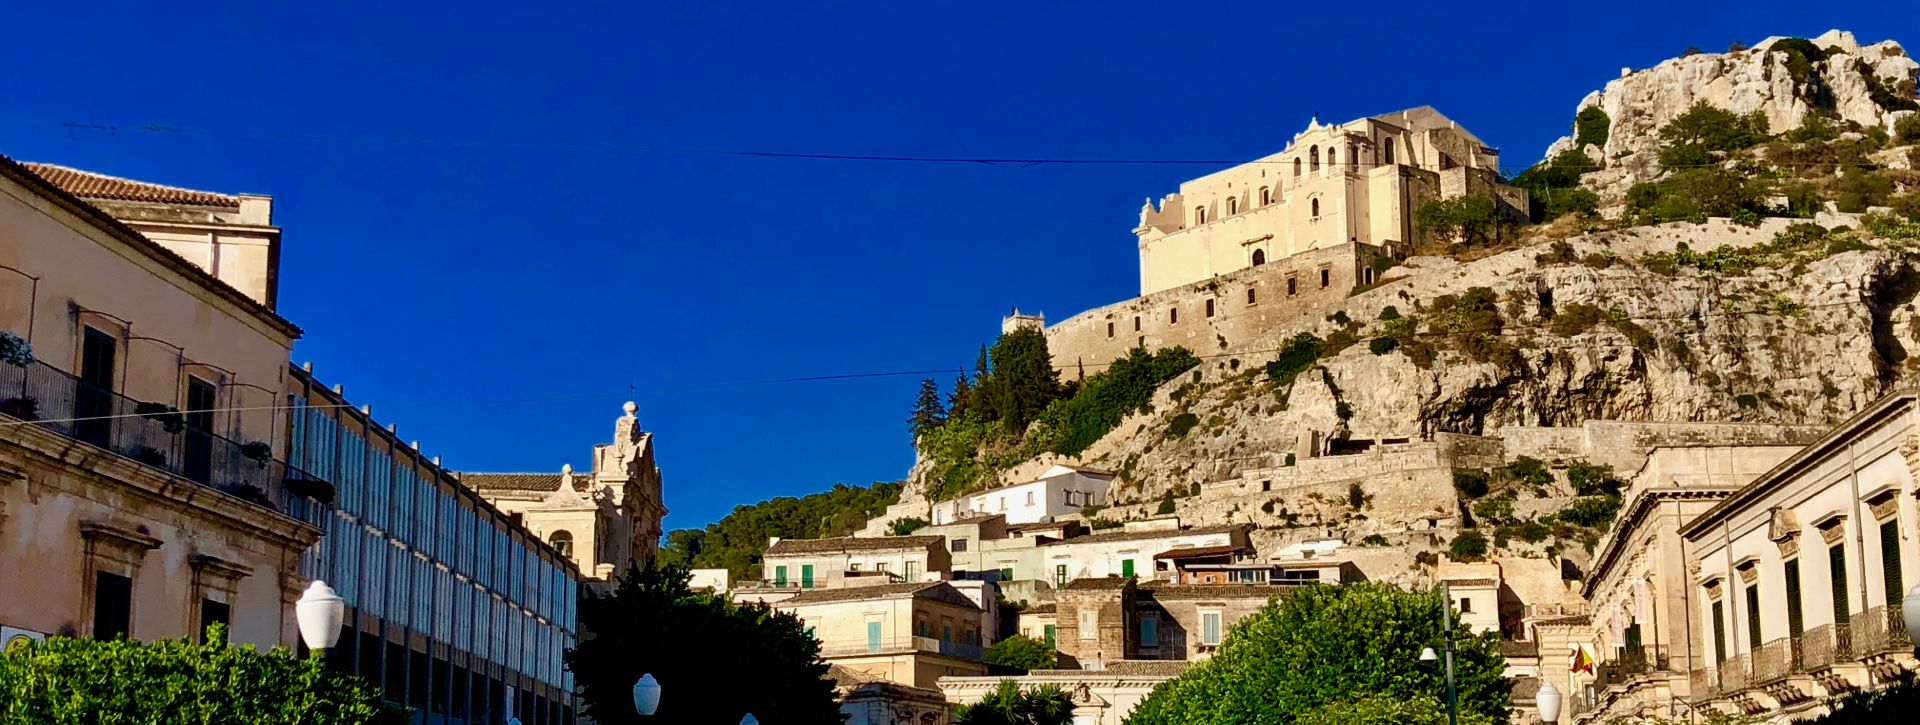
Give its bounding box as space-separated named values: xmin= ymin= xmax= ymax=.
xmin=1834 ymin=168 xmax=1896 ymax=213
xmin=1575 ymin=107 xmax=1611 ymax=148
xmin=1297 ymin=694 xmax=1496 ymax=725
xmin=1125 ymin=584 xmax=1509 ymax=724
xmin=1550 ymin=303 xmax=1605 ymax=336
xmin=1566 ymin=460 xmax=1623 ymax=496
xmin=1625 ymin=168 xmax=1764 ymax=224
xmin=982 ymin=634 xmax=1059 ymax=673
xmin=0 ymin=625 xmax=406 ymax=724
xmin=887 ymin=517 xmax=928 ymax=536
xmin=1471 ymin=493 xmax=1516 ymax=526
xmin=1156 ymin=491 xmax=1177 ymax=515
xmin=1660 ymin=102 xmax=1770 ymax=153
xmin=658 ymin=482 xmax=903 ymax=578
xmin=1361 ymin=534 xmax=1390 ymax=546
xmin=1416 ymin=194 xmax=1511 ymax=246
xmin=1167 ymin=412 xmax=1200 ymax=438
xmin=1453 ymin=470 xmax=1490 ymax=498
xmin=1505 ymin=456 xmax=1553 ymax=489
xmin=958 ymin=680 xmax=1073 ymax=725
xmin=1511 ymin=150 xmax=1599 ymax=221
xmin=1768 ymin=38 xmax=1830 ymax=84
xmin=1898 ymin=114 xmax=1920 ymax=145
xmin=1426 ymin=287 xmax=1512 ymax=365
xmin=1266 ymin=333 xmax=1323 ymax=386
xmin=1029 ymin=346 xmax=1200 ymax=456
xmin=1088 ymin=517 xmax=1122 ymax=530
xmin=1449 ymin=530 xmax=1490 ymax=562
xmin=1805 ymin=674 xmax=1920 ymax=723
xmin=1559 ymin=496 xmax=1623 ymax=528
xmin=1368 ymin=336 xmax=1399 ymax=355
xmin=0 ymin=331 xmax=31 ymax=367
xmin=1379 ymin=305 xmax=1401 ymax=321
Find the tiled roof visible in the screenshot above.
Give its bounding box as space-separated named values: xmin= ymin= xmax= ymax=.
xmin=1152 ymin=544 xmax=1248 ymax=560
xmin=1443 ymin=578 xmax=1498 ymax=587
xmin=1533 ymin=614 xmax=1590 ymax=626
xmin=1033 ymin=660 xmax=1190 ymax=677
xmin=1138 ymin=583 xmax=1284 ymax=600
xmin=1021 ymin=603 xmax=1057 ymax=615
xmin=827 ymin=664 xmax=886 ymax=687
xmin=1046 ymin=523 xmax=1245 ymax=547
xmin=1500 ymin=640 xmax=1541 ymax=657
xmin=1064 ymin=577 xmax=1133 ymax=590
xmin=778 ymin=582 xmax=946 ymax=605
xmin=766 ymin=536 xmax=943 ymax=555
xmin=1511 ymin=677 xmax=1543 ymax=701
xmin=21 ymin=162 xmax=241 ymax=208
xmin=454 ymin=472 xmax=588 ymax=492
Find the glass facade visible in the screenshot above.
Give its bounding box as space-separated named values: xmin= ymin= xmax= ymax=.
xmin=287 ymin=367 xmax=581 ymax=724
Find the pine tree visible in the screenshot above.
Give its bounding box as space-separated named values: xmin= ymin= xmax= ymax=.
xmin=984 ymin=327 xmax=1062 ymax=432
xmin=949 ymin=374 xmax=974 ymax=420
xmin=907 ymin=378 xmax=948 ymax=441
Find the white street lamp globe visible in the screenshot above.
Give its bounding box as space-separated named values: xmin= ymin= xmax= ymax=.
xmin=741 ymin=715 xmax=759 ymax=725
xmin=1903 ymin=585 xmax=1920 ymax=647
xmin=1419 ymin=646 xmax=1439 ymax=662
xmin=1537 ymin=681 xmax=1563 ymax=723
xmin=633 ymin=673 xmax=661 ymax=716
xmin=294 ymin=581 xmax=345 ymax=651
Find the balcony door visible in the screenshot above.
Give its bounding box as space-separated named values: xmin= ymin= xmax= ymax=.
xmin=183 ymin=376 xmax=216 ymax=483
xmin=73 ymin=327 xmax=117 ymax=446
xmin=866 ymin=621 xmax=882 ymax=653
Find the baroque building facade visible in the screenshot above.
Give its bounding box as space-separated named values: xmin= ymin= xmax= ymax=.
xmin=456 ymin=402 xmax=668 ymax=582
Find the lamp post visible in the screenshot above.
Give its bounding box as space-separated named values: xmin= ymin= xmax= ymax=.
xmin=294 ymin=580 xmax=344 ymax=655
xmin=633 ymin=673 xmax=661 ymax=717
xmin=1421 ymin=583 xmax=1459 ymax=725
xmin=1537 ymin=681 xmax=1563 ymax=724
xmin=740 ymin=715 xmax=759 ymax=725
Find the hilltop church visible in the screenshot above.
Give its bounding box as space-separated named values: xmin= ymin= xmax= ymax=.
xmin=1009 ymin=107 xmax=1525 ymax=373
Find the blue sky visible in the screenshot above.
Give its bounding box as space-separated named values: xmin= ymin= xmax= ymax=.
xmin=1 ymin=1 xmax=1909 ymax=531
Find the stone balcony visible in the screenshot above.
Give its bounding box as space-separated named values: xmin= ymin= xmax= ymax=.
xmin=1688 ymin=607 xmax=1916 ymax=718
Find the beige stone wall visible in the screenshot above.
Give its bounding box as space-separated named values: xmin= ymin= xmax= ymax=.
xmin=1498 ymin=421 xmax=1827 ymax=476
xmin=1140 ymin=588 xmax=1275 ymax=660
xmin=1056 ymin=583 xmax=1134 ymax=665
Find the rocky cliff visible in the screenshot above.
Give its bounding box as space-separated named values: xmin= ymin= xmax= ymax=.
xmin=1543 ymin=30 xmax=1918 ymax=200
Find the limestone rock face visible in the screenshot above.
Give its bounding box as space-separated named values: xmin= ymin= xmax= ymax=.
xmin=1541 ymin=30 xmax=1919 ymax=197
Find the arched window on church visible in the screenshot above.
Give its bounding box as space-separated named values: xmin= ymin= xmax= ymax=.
xmin=550 ymin=530 xmax=574 ymax=559
xmin=1384 ymin=137 xmax=1396 ymax=165
xmin=1327 ymin=147 xmax=1336 ymax=170
xmin=1311 ymin=198 xmax=1321 ymax=217
xmin=1310 ymin=146 xmax=1320 ymax=172
xmin=1259 ymin=187 xmax=1272 ymax=206
xmin=1252 ymin=249 xmax=1267 ymax=266
xmin=1293 ymin=158 xmax=1302 ymax=177
xmin=1195 ymin=206 xmax=1208 ymax=225
xmin=1227 ymin=197 xmax=1238 ymax=215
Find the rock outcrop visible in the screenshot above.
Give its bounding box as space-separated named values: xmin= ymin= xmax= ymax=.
xmin=1542 ymin=30 xmax=1918 ymax=197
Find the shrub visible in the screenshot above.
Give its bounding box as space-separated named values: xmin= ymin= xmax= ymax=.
xmin=1550 ymin=303 xmax=1605 ymax=336
xmin=1559 ymin=496 xmax=1623 ymax=528
xmin=1167 ymin=412 xmax=1200 ymax=438
xmin=1898 ymin=114 xmax=1920 ymax=145
xmin=1416 ymin=194 xmax=1511 ymax=246
xmin=981 ymin=634 xmax=1059 ymax=672
xmin=1505 ymin=456 xmax=1552 ymax=489
xmin=1379 ymin=305 xmax=1401 ymax=321
xmin=1266 ymin=333 xmax=1323 ymax=386
xmin=1768 ymin=38 xmax=1830 ymax=84
xmin=1156 ymin=491 xmax=1177 ymax=515
xmin=888 ymin=517 xmax=928 ymax=536
xmin=1368 ymin=336 xmax=1399 ymax=355
xmin=1335 ymin=401 xmax=1353 ymax=420
xmin=1834 ymin=168 xmax=1896 ymax=213
xmin=0 ymin=625 xmax=406 ymax=724
xmin=1566 ymin=460 xmax=1623 ymax=496
xmin=1029 ymin=346 xmax=1200 ymax=456
xmin=1361 ymin=534 xmax=1390 ymax=546
xmin=1088 ymin=517 xmax=1121 ymax=530
xmin=1449 ymin=530 xmax=1490 ymax=561
xmin=1659 ymin=102 xmax=1769 ymax=153
xmin=0 ymin=331 xmax=32 ymax=367
xmin=1453 ymin=470 xmax=1490 ymax=498
xmin=1348 ymin=483 xmax=1366 ymax=510
xmin=1471 ymin=493 xmax=1515 ymax=526
xmin=1517 ymin=520 xmax=1551 ymax=544
xmin=1574 ymin=107 xmax=1610 ymax=148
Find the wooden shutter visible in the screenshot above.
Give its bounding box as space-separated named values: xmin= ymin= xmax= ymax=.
xmin=1784 ymin=559 xmax=1804 ymax=637
xmin=1881 ymin=520 xmax=1904 ymax=608
xmin=1829 ymin=544 xmax=1850 ymax=625
xmin=1711 ymin=600 xmax=1727 ymax=663
xmin=1746 ymin=584 xmax=1763 ymax=649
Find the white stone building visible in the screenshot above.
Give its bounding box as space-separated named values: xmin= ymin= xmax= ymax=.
xmin=929 ymin=465 xmax=1114 ymax=526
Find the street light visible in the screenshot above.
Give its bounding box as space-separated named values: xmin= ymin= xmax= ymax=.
xmin=294 ymin=581 xmax=344 ymax=653
xmin=1420 ymin=583 xmax=1459 ymax=725
xmin=740 ymin=715 xmax=759 ymax=725
xmin=1419 ymin=647 xmax=1438 ymax=662
xmin=1537 ymin=681 xmax=1563 ymax=724
xmin=1904 ymin=585 xmax=1920 ymax=652
xmin=634 ymin=673 xmax=661 ymax=716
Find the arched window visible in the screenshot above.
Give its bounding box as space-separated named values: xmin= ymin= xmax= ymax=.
xmin=550 ymin=530 xmax=574 ymax=559
xmin=1195 ymin=207 xmax=1208 ymax=225
xmin=1310 ymin=146 xmax=1320 ymax=172
xmin=1311 ymin=198 xmax=1321 ymax=217
xmin=1384 ymin=138 xmax=1396 ymax=165
xmin=1259 ymin=187 xmax=1271 ymax=206
xmin=1227 ymin=197 xmax=1238 ymax=215
xmin=1347 ymin=144 xmax=1357 ymax=169
xmin=1293 ymin=158 xmax=1302 ymax=177
xmin=1327 ymin=147 xmax=1336 ymax=169
xmin=1252 ymin=249 xmax=1267 ymax=266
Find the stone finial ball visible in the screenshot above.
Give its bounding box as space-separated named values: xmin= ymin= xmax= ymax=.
xmin=562 ymin=463 xmax=573 ymax=475
xmin=623 ymin=401 xmax=638 ymax=416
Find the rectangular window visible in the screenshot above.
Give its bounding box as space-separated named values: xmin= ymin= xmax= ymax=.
xmin=1247 ymin=288 xmax=1257 ymax=305
xmin=1205 ymin=299 xmax=1215 ymax=317
xmin=1746 ymin=583 xmax=1763 ymax=650
xmin=1107 ymin=322 xmax=1114 ymax=338
xmin=182 ymin=376 xmax=217 ymax=484
xmin=1882 ymin=519 xmax=1905 ymax=607
xmin=199 ymin=599 xmax=230 ymax=642
xmin=1133 ymin=316 xmax=1141 ymax=332
xmin=866 ymin=621 xmax=882 ymax=653
xmin=92 ymin=571 xmax=132 ymax=640
xmin=1122 ymin=559 xmax=1136 ymax=578
xmin=801 ymin=564 xmax=815 ymax=589
xmin=1055 ymin=564 xmax=1069 ymax=587
xmin=1711 ymin=599 xmax=1727 ymax=663
xmin=1201 ymin=611 xmax=1222 ymax=646
xmin=1079 ymin=610 xmax=1096 ymax=640
xmin=1319 ymin=269 xmax=1330 ymax=288
xmin=1000 ymin=567 xmax=1014 ymax=581
xmin=1830 ymin=543 xmax=1850 ymax=625
xmin=905 ymin=561 xmax=920 ymax=581
xmin=1140 ymin=617 xmax=1159 ymax=647
xmin=1287 ymin=277 xmax=1298 ymax=296
xmin=1785 ymin=558 xmax=1804 ymax=637
xmin=74 ymin=326 xmax=117 ymax=446
xmin=1026 ymin=491 xmax=1034 ymax=506
xmin=1169 ymin=308 xmax=1178 ymax=324
xmin=916 ymin=619 xmax=927 ymax=637
xmin=1043 ymin=624 xmax=1056 ymax=645
xmin=1459 ymin=597 xmax=1472 ymax=613
xmin=952 ymin=539 xmax=968 ymax=553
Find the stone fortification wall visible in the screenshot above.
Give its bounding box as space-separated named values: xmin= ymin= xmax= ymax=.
xmin=1497 ymin=421 xmax=1827 ymax=476
xmin=1038 ymin=242 xmax=1389 ymax=376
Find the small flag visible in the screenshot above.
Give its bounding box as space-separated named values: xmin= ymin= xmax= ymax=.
xmin=1571 ymin=645 xmax=1596 ymax=675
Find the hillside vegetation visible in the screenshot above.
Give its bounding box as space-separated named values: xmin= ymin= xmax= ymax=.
xmin=658 ymin=482 xmax=902 ymax=579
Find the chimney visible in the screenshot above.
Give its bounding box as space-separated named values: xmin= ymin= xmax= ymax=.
xmin=769 ymin=537 xmax=782 ymax=548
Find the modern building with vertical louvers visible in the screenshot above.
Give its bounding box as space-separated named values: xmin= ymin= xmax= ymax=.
xmin=286 ymin=365 xmax=584 ymax=724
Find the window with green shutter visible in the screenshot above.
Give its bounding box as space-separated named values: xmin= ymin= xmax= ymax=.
xmin=1043 ymin=624 xmax=1056 ymax=645
xmin=1746 ymin=583 xmax=1763 ymax=650
xmin=1000 ymin=566 xmax=1014 ymax=581
xmin=1055 ymin=564 xmax=1068 ymax=587
xmin=1784 ymin=559 xmax=1804 ymax=637
xmin=1122 ymin=559 xmax=1135 ymax=578
xmin=1881 ymin=519 xmax=1904 ymax=607
xmin=774 ymin=566 xmax=788 ymax=587
xmin=1711 ymin=600 xmax=1727 ymax=664
xmin=1829 ymin=544 xmax=1849 ymax=625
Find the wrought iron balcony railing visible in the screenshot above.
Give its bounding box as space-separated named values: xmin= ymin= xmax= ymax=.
xmin=1718 ymin=653 xmax=1753 ymax=693
xmin=0 ymin=358 xmax=325 ymax=520
xmin=816 ymin=636 xmax=983 ymax=660
xmin=1751 ymin=636 xmax=1801 ymax=684
xmin=1852 ymin=606 xmax=1914 ymax=658
xmin=1801 ymin=623 xmax=1855 ymax=671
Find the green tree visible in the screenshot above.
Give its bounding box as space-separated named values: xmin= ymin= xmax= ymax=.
xmin=1156 ymin=490 xmax=1177 ymax=515
xmin=1026 ymin=346 xmax=1198 ymax=456
xmin=908 ymin=378 xmax=949 ymax=441
xmin=1296 ymin=694 xmax=1495 ymax=725
xmin=1124 ymin=584 xmax=1508 ymax=724
xmin=1449 ymin=531 xmax=1490 ymax=562
xmin=0 ymin=624 xmax=405 ymax=724
xmin=1806 ymin=674 xmax=1920 ymax=723
xmin=1415 ymin=194 xmax=1510 ymax=247
xmin=949 ymin=373 xmax=976 ymax=419
xmin=975 ymin=328 xmax=1064 ymax=432
xmin=1574 ymin=107 xmax=1611 ymax=148
xmin=982 ymin=634 xmax=1059 ymax=672
xmin=658 ymin=481 xmax=903 ymax=579
xmin=1660 ymin=102 xmax=1770 ymax=152
xmin=888 ymin=517 xmax=929 ymax=536
xmin=956 ymin=680 xmax=1074 ymax=725
xmin=567 ymin=565 xmax=842 ymax=724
